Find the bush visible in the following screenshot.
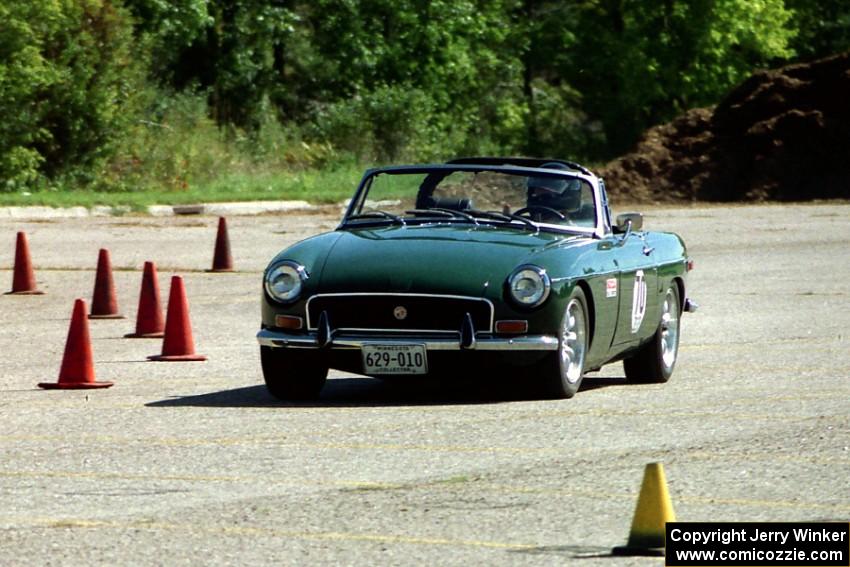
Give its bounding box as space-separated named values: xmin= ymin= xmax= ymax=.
xmin=102 ymin=90 xmax=343 ymax=193
xmin=309 ymin=85 xmax=445 ymax=163
xmin=102 ymin=90 xmax=226 ymax=191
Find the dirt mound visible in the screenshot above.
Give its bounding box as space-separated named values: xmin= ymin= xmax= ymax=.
xmin=600 ymin=52 xmax=850 ymax=202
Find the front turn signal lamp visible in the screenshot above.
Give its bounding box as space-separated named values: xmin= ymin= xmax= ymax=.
xmin=275 ymin=315 xmax=304 ymax=330
xmin=495 ymin=320 xmax=529 ymax=334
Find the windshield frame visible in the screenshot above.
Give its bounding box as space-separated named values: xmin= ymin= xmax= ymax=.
xmin=340 ymin=163 xmax=605 ymax=237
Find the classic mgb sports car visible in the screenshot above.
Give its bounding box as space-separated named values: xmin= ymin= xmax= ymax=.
xmin=258 ymin=157 xmax=697 ymax=400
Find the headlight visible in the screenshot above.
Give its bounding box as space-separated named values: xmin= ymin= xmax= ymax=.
xmin=265 ymin=261 xmax=308 ymax=303
xmin=507 ymin=265 xmax=551 ymax=307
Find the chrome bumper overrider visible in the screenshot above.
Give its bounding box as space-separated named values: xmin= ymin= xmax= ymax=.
xmin=256 ymin=328 xmax=559 ymax=351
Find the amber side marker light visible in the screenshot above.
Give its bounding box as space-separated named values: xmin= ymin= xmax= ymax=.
xmin=495 ymin=320 xmax=529 ymax=334
xmin=275 ymin=315 xmax=304 ymax=330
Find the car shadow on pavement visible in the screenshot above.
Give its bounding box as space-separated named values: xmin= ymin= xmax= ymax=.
xmin=579 ymin=376 xmax=629 ymax=392
xmin=146 ymin=375 xmax=628 ymax=408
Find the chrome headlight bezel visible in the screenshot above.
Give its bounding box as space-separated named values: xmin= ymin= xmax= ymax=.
xmin=264 ymin=260 xmax=309 ymax=304
xmin=507 ymin=265 xmax=551 ymax=308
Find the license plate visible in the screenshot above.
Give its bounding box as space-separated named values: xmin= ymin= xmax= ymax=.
xmin=361 ymin=344 xmax=428 ymax=375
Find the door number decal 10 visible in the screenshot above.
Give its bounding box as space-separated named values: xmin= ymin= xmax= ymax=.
xmin=631 ymin=270 xmax=647 ymax=333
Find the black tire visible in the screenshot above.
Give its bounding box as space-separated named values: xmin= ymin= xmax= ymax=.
xmin=260 ymin=346 xmax=328 ymax=400
xmin=623 ymin=284 xmax=681 ymax=383
xmin=532 ymin=287 xmax=590 ymax=399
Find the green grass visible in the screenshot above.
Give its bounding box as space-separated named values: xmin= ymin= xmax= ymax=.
xmin=0 ymin=166 xmax=366 ymax=211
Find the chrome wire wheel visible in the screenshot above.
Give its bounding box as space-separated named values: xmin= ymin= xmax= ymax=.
xmin=559 ymin=297 xmax=587 ymax=384
xmin=659 ymin=288 xmax=680 ymax=371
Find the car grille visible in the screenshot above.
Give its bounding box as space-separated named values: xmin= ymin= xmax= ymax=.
xmin=306 ymin=294 xmax=493 ymax=333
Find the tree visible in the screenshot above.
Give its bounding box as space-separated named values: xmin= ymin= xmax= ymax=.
xmin=292 ymin=0 xmax=527 ymax=160
xmin=785 ymin=0 xmax=850 ymax=61
xmin=121 ymin=0 xmax=212 ymax=82
xmin=0 ymin=0 xmax=141 ymax=189
xmin=566 ymin=0 xmax=796 ymax=155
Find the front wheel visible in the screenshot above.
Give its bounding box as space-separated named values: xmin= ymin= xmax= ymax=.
xmin=260 ymin=346 xmax=328 ymax=400
xmin=533 ymin=287 xmax=590 ymax=399
xmin=623 ymin=284 xmax=681 ymax=383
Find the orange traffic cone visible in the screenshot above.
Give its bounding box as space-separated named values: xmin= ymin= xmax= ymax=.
xmin=5 ymin=232 xmax=44 ymax=295
xmin=125 ymin=261 xmax=165 ymax=338
xmin=148 ymin=276 xmax=207 ymax=361
xmin=89 ymin=248 xmax=124 ymax=319
xmin=207 ymin=216 xmax=234 ymax=272
xmin=38 ymin=299 xmax=114 ymax=389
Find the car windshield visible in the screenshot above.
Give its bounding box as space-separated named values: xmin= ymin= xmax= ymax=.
xmin=344 ymin=168 xmax=597 ymax=232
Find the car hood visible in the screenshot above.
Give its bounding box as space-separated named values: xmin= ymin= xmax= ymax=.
xmin=315 ymin=224 xmax=581 ymax=297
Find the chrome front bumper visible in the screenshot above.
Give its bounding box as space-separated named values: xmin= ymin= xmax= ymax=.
xmin=256 ymin=328 xmax=559 ymax=351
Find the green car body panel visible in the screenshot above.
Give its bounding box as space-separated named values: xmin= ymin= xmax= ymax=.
xmin=258 ymin=157 xmax=695 ymax=398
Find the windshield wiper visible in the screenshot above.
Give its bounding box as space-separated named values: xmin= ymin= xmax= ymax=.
xmin=405 ymin=209 xmax=454 ymax=218
xmin=466 ymin=209 xmax=538 ymax=232
xmin=346 ymin=210 xmax=406 ymax=226
xmin=431 ymin=207 xmax=479 ymax=225
xmin=405 ymin=208 xmax=479 ymax=225
xmin=506 ymin=213 xmax=540 ymax=231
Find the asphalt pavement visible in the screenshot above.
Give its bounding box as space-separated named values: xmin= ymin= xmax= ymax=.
xmin=0 ymin=203 xmax=847 ymax=566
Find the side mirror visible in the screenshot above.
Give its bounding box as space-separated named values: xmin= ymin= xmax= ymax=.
xmin=615 ymin=212 xmax=644 ymax=233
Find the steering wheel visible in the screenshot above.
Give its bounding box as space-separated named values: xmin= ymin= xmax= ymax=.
xmin=513 ymin=206 xmax=566 ymax=221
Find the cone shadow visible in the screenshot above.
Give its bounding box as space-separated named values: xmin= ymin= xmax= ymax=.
xmin=507 ymin=545 xmax=624 ymax=559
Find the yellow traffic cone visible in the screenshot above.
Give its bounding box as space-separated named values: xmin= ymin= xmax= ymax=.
xmin=612 ymin=462 xmax=676 ymax=556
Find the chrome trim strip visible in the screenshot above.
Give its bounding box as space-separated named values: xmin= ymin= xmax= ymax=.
xmin=330 ymin=327 xmax=458 ymax=335
xmin=552 ymin=258 xmax=687 ymax=281
xmin=257 ymin=329 xmax=558 ymax=351
xmin=305 ymin=293 xmax=495 ymax=333
xmin=256 ymin=329 xmax=321 ymax=349
xmin=529 ymin=222 xmax=597 ymax=236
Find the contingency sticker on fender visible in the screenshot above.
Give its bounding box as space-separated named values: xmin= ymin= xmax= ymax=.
xmin=631 ymin=270 xmax=647 ymax=333
xmin=606 ymin=278 xmax=618 ymax=298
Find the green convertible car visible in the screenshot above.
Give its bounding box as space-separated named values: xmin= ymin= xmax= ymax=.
xmin=257 ymin=157 xmax=697 ymax=400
